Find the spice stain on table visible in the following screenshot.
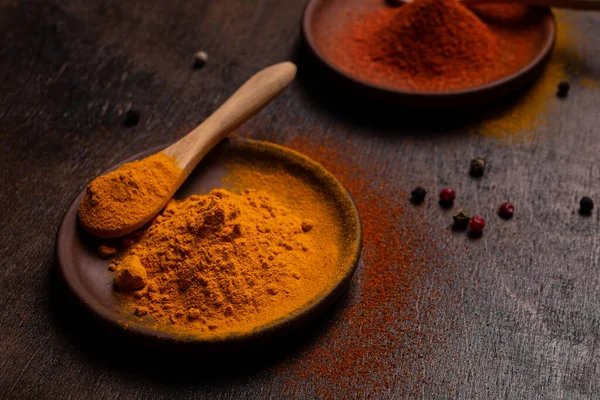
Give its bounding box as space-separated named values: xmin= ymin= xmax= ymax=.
xmin=281 ymin=137 xmax=460 ymax=398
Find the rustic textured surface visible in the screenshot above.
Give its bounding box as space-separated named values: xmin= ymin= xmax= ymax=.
xmin=1 ymin=1 xmax=600 ymax=398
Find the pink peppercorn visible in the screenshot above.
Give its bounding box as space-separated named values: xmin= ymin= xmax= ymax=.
xmin=469 ymin=216 xmax=485 ymax=233
xmin=439 ymin=188 xmax=456 ymax=203
xmin=499 ymin=202 xmax=514 ymax=218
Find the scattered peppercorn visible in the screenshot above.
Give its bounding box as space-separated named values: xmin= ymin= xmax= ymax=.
xmin=193 ymin=51 xmax=209 ymax=69
xmin=579 ymin=196 xmax=594 ymax=215
xmin=557 ymin=81 xmax=570 ymax=98
xmin=498 ymin=202 xmax=515 ymax=219
xmin=452 ymin=208 xmax=471 ymax=230
xmin=469 ymin=216 xmax=485 ymax=234
xmin=123 ymin=109 xmax=140 ymax=127
xmin=439 ymin=188 xmax=456 ymax=203
xmin=410 ymin=187 xmax=427 ymax=204
xmin=469 ymin=157 xmax=486 ymax=177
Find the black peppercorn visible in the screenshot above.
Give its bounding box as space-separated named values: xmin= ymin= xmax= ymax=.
xmin=123 ymin=109 xmax=140 ymax=127
xmin=193 ymin=51 xmax=209 ymax=69
xmin=410 ymin=187 xmax=427 ymax=204
xmin=580 ymin=196 xmax=594 ymax=215
xmin=453 ymin=208 xmax=471 ymax=230
xmin=470 ymin=157 xmax=486 ymax=177
xmin=557 ymin=81 xmax=570 ymax=98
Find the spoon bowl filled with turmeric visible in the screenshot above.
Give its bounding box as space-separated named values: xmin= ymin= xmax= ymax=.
xmin=57 ymin=138 xmax=362 ymax=347
xmin=303 ymin=0 xmax=556 ymax=107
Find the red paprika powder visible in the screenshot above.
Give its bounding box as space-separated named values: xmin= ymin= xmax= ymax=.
xmin=327 ymin=0 xmax=547 ymax=91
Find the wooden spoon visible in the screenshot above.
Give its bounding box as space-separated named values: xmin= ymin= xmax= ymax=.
xmin=80 ymin=62 xmax=297 ymax=238
xmin=398 ymin=0 xmax=600 ymax=10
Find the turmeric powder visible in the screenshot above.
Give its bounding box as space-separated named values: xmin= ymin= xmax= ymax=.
xmin=113 ymin=186 xmax=342 ymax=335
xmin=78 ymin=152 xmax=181 ymax=234
xmin=83 ymin=141 xmax=349 ymax=336
xmin=114 ymin=255 xmax=147 ymax=292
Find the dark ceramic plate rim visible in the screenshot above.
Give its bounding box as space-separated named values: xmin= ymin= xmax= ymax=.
xmin=56 ymin=138 xmax=363 ymax=346
xmin=302 ymin=0 xmax=556 ymax=98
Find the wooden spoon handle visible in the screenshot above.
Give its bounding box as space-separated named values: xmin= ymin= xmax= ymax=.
xmin=464 ymin=0 xmax=600 ymax=10
xmin=164 ymin=62 xmax=297 ymax=175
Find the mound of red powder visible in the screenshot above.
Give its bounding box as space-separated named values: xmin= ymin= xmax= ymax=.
xmin=373 ymin=0 xmax=500 ymax=79
xmin=328 ymin=0 xmax=545 ymax=91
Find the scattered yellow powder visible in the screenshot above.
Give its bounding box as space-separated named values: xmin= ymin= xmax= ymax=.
xmin=78 ymin=152 xmax=181 ymax=235
xmin=579 ymin=76 xmax=599 ymax=90
xmin=474 ymin=12 xmax=594 ymax=144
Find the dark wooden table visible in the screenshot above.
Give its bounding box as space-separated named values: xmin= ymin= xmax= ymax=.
xmin=2 ymin=1 xmax=600 ymax=398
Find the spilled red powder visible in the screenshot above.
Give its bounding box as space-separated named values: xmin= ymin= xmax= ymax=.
xmin=280 ymin=137 xmax=457 ymax=397
xmin=327 ymin=0 xmax=547 ymax=91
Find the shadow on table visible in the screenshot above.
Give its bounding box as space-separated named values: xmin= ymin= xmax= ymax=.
xmin=292 ymin=42 xmax=538 ymax=137
xmin=48 ymin=263 xmax=345 ymax=385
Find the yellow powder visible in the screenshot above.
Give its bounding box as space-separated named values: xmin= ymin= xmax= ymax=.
xmin=114 ymin=255 xmax=147 ymax=291
xmin=78 ymin=152 xmax=181 ymax=234
xmin=113 ymin=188 xmax=341 ymax=335
xmin=474 ymin=12 xmax=594 ymax=144
xmin=579 ymin=76 xmax=599 ymax=90
xmin=98 ymin=244 xmax=118 ymax=259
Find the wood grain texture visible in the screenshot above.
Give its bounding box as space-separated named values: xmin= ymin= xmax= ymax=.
xmin=1 ymin=1 xmax=600 ymax=399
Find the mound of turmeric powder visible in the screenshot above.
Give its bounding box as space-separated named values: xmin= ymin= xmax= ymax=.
xmin=113 ymin=188 xmax=336 ymax=334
